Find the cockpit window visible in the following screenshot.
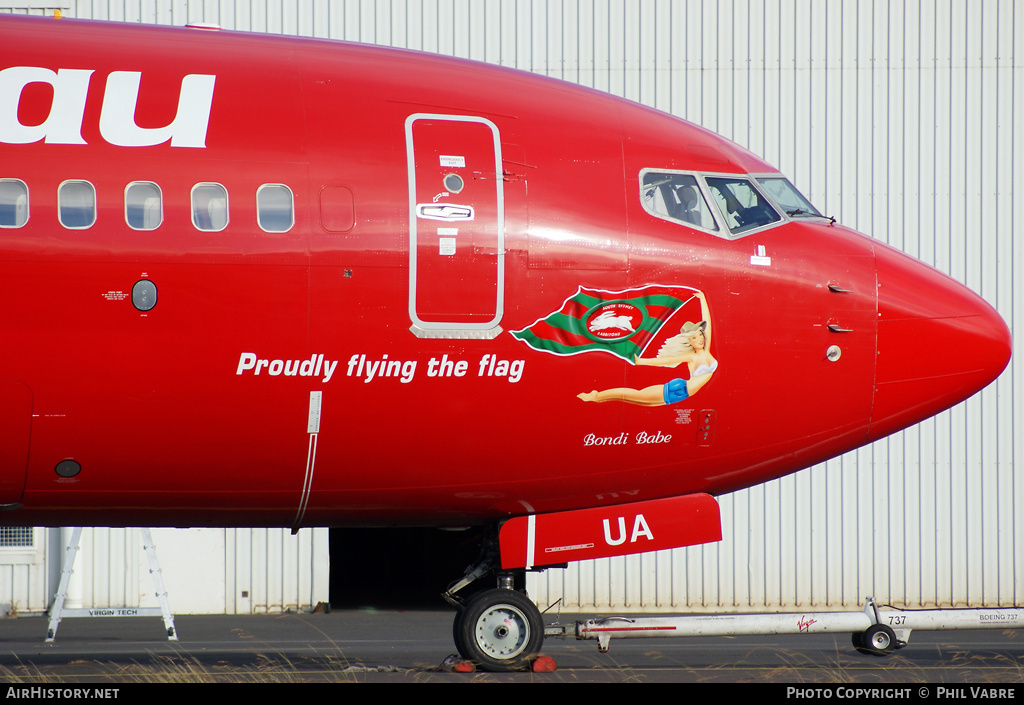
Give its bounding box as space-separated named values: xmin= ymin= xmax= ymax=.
xmin=756 ymin=177 xmax=822 ymax=218
xmin=705 ymin=177 xmax=781 ymax=235
xmin=640 ymin=171 xmax=719 ymax=232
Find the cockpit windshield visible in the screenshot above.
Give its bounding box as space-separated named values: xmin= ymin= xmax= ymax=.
xmin=639 ymin=170 xmax=822 ymax=238
xmin=756 ymin=177 xmax=822 ymax=218
xmin=705 ymin=176 xmax=782 ymax=235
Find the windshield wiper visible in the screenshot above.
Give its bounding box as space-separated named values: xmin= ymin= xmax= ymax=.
xmin=788 ymin=209 xmax=836 ymax=224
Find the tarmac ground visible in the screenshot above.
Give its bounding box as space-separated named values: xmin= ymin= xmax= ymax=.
xmin=0 ymin=608 xmax=1023 ymax=683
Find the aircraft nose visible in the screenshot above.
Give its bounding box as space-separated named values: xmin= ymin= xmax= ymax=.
xmin=869 ymin=243 xmax=1012 ymax=440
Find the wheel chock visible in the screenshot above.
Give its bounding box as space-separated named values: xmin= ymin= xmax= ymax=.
xmin=530 ymin=654 xmax=557 ymax=673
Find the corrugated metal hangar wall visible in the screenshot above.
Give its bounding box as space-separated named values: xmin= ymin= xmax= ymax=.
xmin=0 ymin=0 xmax=1019 ymax=615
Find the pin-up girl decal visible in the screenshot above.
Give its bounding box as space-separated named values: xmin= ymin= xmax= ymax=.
xmin=578 ymin=291 xmax=716 ymax=406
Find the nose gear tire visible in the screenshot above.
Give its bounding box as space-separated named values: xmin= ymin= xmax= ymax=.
xmin=453 ymin=588 xmax=544 ymax=671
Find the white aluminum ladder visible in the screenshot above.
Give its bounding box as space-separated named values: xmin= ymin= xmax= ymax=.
xmin=46 ymin=527 xmax=178 ymax=642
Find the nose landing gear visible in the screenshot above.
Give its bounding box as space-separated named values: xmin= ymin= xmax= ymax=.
xmin=444 ymin=532 xmax=545 ymax=671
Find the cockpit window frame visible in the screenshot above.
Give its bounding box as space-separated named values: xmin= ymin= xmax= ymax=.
xmin=638 ymin=168 xmax=721 ymax=235
xmin=639 ymin=168 xmax=790 ymax=240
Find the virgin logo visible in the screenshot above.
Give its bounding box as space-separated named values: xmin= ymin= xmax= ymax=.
xmin=0 ymin=66 xmax=216 ymax=148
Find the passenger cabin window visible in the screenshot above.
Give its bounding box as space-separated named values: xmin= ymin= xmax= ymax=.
xmin=257 ymin=184 xmax=294 ymax=233
xmin=756 ymin=177 xmax=822 ymax=218
xmin=58 ymin=180 xmax=96 ymax=229
xmin=125 ymin=182 xmax=163 ymax=230
xmin=0 ymin=179 xmax=28 ymax=228
xmin=192 ymin=183 xmax=228 ymax=231
xmin=641 ymin=171 xmax=718 ymax=232
xmin=705 ymin=177 xmax=781 ymax=235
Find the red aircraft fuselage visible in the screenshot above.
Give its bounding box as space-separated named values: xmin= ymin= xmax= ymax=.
xmin=0 ymin=17 xmax=1011 ymax=544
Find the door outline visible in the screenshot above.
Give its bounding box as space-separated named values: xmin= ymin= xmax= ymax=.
xmin=406 ymin=113 xmax=504 ymax=337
